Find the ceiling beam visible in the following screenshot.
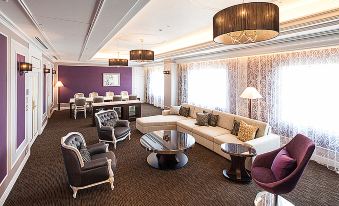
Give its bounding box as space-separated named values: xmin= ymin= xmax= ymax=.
xmin=78 ymin=0 xmax=105 ymax=61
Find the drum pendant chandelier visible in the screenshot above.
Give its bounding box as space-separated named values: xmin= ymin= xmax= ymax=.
xmin=109 ymin=58 xmax=128 ymax=66
xmin=213 ymin=2 xmax=279 ymax=45
xmin=130 ymin=39 xmax=154 ymax=62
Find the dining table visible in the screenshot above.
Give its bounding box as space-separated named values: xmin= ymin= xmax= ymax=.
xmin=69 ymin=96 xmax=113 ymax=118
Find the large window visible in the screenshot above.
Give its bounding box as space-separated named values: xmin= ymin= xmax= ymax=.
xmin=186 ymin=62 xmax=229 ymax=111
xmin=279 ymin=64 xmax=339 ymax=136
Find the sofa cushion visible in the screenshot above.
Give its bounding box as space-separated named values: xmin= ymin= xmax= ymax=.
xmin=231 ymin=119 xmax=240 ymax=136
xmin=237 ymin=121 xmax=258 ymax=142
xmin=195 ymin=112 xmax=209 ymax=126
xmin=208 ymin=113 xmax=219 ymax=127
xmin=136 ymin=115 xmax=187 ymax=127
xmin=212 ymin=110 xmax=235 ymax=130
xmin=214 ymin=133 xmax=243 ymax=145
xmin=181 ymin=103 xmax=196 ymax=118
xmin=193 ymin=106 xmax=212 ymax=119
xmin=169 ymin=106 xmax=180 ymax=115
xmin=234 ymin=116 xmax=269 ymax=138
xmin=179 ymin=106 xmax=190 ymax=117
xmin=192 ymin=126 xmax=230 ymax=141
xmin=177 ymin=119 xmax=198 ymax=131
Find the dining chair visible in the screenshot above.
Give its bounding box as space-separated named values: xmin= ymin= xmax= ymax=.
xmin=128 ymin=95 xmax=137 ymax=100
xmin=113 ymin=95 xmax=122 ymax=101
xmin=74 ymin=93 xmax=84 ymax=98
xmin=89 ymin=92 xmax=99 ymax=98
xmin=120 ymin=91 xmax=129 ymax=101
xmin=93 ymin=96 xmax=104 ymax=103
xmin=106 ymin=91 xmax=114 ymax=97
xmin=74 ymin=97 xmax=87 ymax=119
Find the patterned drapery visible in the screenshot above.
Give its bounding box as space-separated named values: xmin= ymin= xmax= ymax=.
xmin=145 ymin=65 xmax=164 ymax=108
xmin=177 ymin=47 xmax=339 ymax=173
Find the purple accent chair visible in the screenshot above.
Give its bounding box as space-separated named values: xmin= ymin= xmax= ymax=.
xmin=252 ymin=134 xmax=315 ymax=206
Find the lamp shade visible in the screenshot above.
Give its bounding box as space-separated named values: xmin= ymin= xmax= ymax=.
xmin=109 ymin=58 xmax=128 ymax=66
xmin=240 ymin=87 xmax=262 ymax=99
xmin=18 ymin=62 xmax=32 ymax=73
xmin=130 ymin=50 xmax=154 ymax=62
xmin=213 ymin=2 xmax=279 ymax=44
xmin=55 ymin=81 xmax=64 ymax=88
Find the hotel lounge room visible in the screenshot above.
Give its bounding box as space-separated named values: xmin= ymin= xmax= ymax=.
xmin=0 ymin=0 xmax=338 ymax=205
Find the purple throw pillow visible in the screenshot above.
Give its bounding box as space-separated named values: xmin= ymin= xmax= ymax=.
xmin=271 ymin=148 xmax=297 ymax=180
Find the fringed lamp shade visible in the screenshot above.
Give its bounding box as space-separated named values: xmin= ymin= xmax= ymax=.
xmin=130 ymin=50 xmax=154 ymax=62
xmin=213 ymin=2 xmax=279 ymax=45
xmin=109 ymin=58 xmax=128 ymax=66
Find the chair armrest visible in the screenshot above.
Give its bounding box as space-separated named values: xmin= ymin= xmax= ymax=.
xmin=244 ymin=133 xmax=281 ymax=156
xmin=87 ymin=142 xmax=108 ymax=155
xmin=162 ymin=110 xmax=170 ymax=115
xmin=116 ymin=120 xmax=129 ymax=127
xmin=82 ymin=158 xmax=108 ymax=171
xmin=101 ymin=126 xmax=113 ymax=131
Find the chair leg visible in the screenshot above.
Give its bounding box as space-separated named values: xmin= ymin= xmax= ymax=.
xmin=84 ymin=109 xmax=86 ymax=118
xmin=114 ymin=142 xmax=117 ymax=149
xmin=70 ymin=186 xmax=78 ymax=198
xmin=74 ymin=110 xmax=77 ymax=119
xmin=109 ymin=176 xmax=114 ymax=190
xmin=128 ymin=133 xmax=131 ymax=140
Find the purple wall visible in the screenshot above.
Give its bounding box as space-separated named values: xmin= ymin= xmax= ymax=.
xmin=17 ymin=54 xmax=25 ymax=148
xmin=58 ymin=65 xmax=132 ymax=103
xmin=0 ymin=34 xmax=7 ymax=182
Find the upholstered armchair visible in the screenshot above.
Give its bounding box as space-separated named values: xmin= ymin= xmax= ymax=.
xmin=95 ymin=110 xmax=131 ymax=149
xmin=61 ymin=132 xmax=116 ymax=198
xmin=252 ymin=134 xmax=315 ymax=206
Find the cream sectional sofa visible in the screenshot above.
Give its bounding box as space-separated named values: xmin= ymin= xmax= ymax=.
xmin=136 ymin=103 xmax=280 ymax=170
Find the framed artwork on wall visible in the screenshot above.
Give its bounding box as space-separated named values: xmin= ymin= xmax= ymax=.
xmin=103 ymin=73 xmax=120 ymax=86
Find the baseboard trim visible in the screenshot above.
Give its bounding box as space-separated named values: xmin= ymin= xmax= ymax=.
xmin=0 ymin=150 xmax=30 ymax=205
xmin=41 ymin=119 xmax=48 ymax=133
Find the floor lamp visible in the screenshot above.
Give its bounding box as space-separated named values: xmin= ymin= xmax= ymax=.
xmin=55 ymin=81 xmax=64 ymax=111
xmin=240 ymin=87 xmax=262 ymax=119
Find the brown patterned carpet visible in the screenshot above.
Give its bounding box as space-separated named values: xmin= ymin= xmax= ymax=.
xmin=5 ymin=104 xmax=339 ymax=206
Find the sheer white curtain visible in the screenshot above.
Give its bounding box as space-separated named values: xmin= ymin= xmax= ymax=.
xmin=178 ymin=47 xmax=339 ymax=172
xmin=181 ymin=61 xmax=229 ymax=111
xmin=145 ymin=66 xmax=164 ymax=108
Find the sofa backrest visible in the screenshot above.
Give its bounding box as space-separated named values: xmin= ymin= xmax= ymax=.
xmin=212 ymin=110 xmax=236 ymax=131
xmin=180 ymin=103 xmax=269 ymax=138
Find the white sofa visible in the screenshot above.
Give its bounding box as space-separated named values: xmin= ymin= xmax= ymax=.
xmin=136 ymin=103 xmax=280 ymax=170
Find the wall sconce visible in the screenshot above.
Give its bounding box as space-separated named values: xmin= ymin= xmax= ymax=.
xmin=52 ymin=70 xmax=56 ymax=74
xmin=163 ymin=70 xmax=170 ymax=75
xmin=18 ymin=62 xmax=32 ymax=75
xmin=44 ymin=65 xmax=50 ymax=73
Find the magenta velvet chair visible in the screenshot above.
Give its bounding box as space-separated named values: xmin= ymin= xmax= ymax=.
xmin=252 ymin=134 xmax=315 ymax=206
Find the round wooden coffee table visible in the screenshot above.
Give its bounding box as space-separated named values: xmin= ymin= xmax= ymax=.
xmin=221 ymin=143 xmax=256 ymax=183
xmin=140 ymin=130 xmax=195 ymax=170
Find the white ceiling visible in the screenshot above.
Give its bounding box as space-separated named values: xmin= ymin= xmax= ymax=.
xmin=93 ymin=0 xmax=339 ymax=61
xmin=0 ymin=0 xmax=149 ymax=62
xmin=1 ymin=0 xmax=339 ymax=64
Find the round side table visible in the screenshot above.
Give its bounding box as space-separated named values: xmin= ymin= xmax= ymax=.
xmin=221 ymin=143 xmax=256 ymax=183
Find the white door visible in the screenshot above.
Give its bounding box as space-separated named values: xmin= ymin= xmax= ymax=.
xmin=31 ymin=72 xmax=39 ymax=140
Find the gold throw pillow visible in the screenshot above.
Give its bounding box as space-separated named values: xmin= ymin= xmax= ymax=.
xmin=237 ymin=121 xmax=258 ymax=142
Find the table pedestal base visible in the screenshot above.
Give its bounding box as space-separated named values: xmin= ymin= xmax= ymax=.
xmin=147 ymin=153 xmax=188 ymax=170
xmin=223 ymin=155 xmax=252 ymax=183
